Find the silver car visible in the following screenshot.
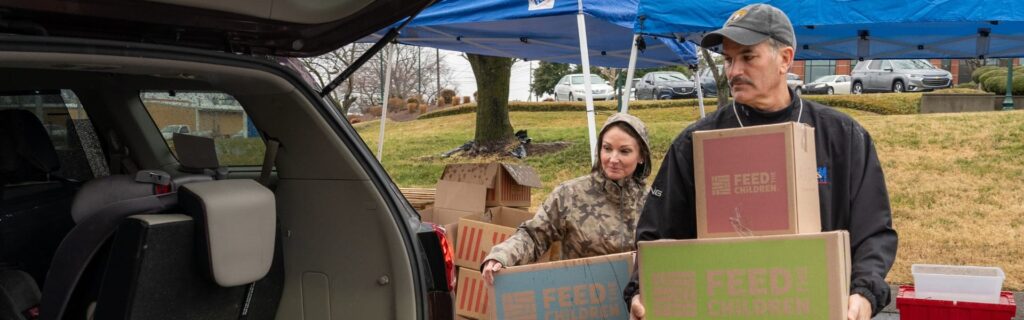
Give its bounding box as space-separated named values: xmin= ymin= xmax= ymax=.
xmin=553 ymin=74 xmax=614 ymax=101
xmin=851 ymin=59 xmax=953 ymax=93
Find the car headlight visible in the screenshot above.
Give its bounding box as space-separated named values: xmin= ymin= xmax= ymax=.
xmin=909 ymin=74 xmax=922 ymax=79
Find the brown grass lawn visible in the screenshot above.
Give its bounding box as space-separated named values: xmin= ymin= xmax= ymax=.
xmin=859 ymin=111 xmax=1024 ymax=290
xmin=356 ymin=107 xmax=1024 ymax=290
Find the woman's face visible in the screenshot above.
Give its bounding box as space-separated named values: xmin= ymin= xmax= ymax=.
xmin=600 ymin=126 xmax=641 ymax=181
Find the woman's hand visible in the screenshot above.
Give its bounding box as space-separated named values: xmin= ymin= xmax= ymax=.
xmin=481 ymin=259 xmax=503 ymax=286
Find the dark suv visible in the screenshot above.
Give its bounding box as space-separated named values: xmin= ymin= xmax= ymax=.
xmin=0 ymin=1 xmax=454 ymax=319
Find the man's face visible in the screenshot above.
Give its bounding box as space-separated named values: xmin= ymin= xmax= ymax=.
xmin=722 ymin=38 xmax=792 ymax=106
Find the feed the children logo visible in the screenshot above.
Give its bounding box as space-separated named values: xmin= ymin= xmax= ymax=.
xmin=711 ymin=171 xmax=779 ymax=196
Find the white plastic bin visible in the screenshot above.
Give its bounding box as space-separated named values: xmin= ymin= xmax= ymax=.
xmin=911 ymin=264 xmax=1005 ymax=304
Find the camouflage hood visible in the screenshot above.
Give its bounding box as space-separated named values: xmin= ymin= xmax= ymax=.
xmin=594 ymin=112 xmax=652 ymax=181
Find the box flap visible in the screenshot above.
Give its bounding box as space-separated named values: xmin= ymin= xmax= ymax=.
xmin=483 ymin=206 xmax=535 ymax=227
xmin=435 ymin=180 xmax=487 ymax=213
xmin=498 ymin=163 xmax=543 ymax=188
xmin=441 ymin=163 xmax=499 ymax=188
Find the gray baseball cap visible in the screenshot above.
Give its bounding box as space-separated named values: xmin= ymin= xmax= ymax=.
xmin=700 ymin=4 xmax=796 ymax=49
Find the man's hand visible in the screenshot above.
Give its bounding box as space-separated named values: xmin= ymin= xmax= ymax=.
xmin=629 ymin=295 xmax=645 ymax=320
xmin=847 ymin=294 xmax=871 ymax=320
xmin=481 ymin=260 xmax=503 ymax=286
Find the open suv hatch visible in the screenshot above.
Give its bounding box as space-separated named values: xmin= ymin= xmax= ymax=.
xmin=0 ymin=0 xmax=455 ymax=319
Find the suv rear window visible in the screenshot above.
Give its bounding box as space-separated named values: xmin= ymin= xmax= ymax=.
xmin=139 ymin=91 xmax=265 ymax=167
xmin=0 ymin=90 xmax=106 ymax=180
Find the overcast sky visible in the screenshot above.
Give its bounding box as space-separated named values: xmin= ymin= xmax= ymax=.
xmin=441 ymin=50 xmax=539 ymax=102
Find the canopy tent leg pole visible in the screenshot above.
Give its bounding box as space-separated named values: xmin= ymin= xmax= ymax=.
xmin=377 ymin=45 xmax=396 ymax=161
xmin=694 ymin=63 xmax=706 ymax=118
xmin=621 ymin=34 xmax=640 ymax=114
xmin=577 ymin=11 xmax=598 ymax=166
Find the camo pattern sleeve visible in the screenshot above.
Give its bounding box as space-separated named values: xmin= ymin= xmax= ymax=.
xmin=483 ymin=183 xmax=569 ymax=267
xmin=484 ymin=172 xmax=645 ymax=268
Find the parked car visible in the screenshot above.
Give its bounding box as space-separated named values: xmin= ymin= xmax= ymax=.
xmin=851 ymin=59 xmax=953 ymax=93
xmin=553 ymin=74 xmax=614 ymax=101
xmin=635 ymin=71 xmax=698 ymax=100
xmin=787 ymin=73 xmax=804 ymax=94
xmin=0 ymin=0 xmax=454 ymax=319
xmin=160 ymin=124 xmax=191 ymax=139
xmin=803 ymin=75 xmax=852 ymax=95
xmin=695 ymin=67 xmax=720 ymax=97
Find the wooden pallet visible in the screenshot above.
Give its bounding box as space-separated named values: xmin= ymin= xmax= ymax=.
xmin=400 ymin=187 xmax=435 ymax=210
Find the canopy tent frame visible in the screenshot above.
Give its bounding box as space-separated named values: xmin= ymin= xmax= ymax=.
xmin=361 ymin=0 xmax=698 ymax=164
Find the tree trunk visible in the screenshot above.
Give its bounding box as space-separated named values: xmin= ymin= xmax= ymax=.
xmin=701 ymin=48 xmax=731 ymax=108
xmin=466 ymin=53 xmax=515 ymax=148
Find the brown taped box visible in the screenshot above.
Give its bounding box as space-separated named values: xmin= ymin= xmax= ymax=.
xmin=441 ymin=163 xmax=542 ymax=207
xmin=638 ymin=231 xmax=851 ymax=319
xmin=454 ymin=207 xmax=535 ymax=269
xmin=693 ymin=122 xmax=821 ymax=238
xmin=455 ymin=267 xmax=492 ymax=319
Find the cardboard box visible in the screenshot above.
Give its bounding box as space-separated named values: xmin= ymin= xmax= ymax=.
xmin=456 ymin=267 xmax=492 ymax=319
xmin=434 ymin=179 xmax=487 ymax=218
xmin=693 ymin=122 xmax=821 ymax=238
xmin=490 ymin=252 xmax=634 ymax=320
xmin=441 ymin=163 xmax=542 ymax=207
xmin=455 ymin=207 xmax=535 ymax=269
xmin=638 ymin=231 xmax=851 ymax=320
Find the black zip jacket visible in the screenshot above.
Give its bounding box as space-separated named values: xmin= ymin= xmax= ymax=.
xmin=624 ymin=90 xmax=898 ymax=316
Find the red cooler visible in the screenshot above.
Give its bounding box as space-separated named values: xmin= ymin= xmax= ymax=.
xmin=897 ymin=285 xmax=1017 ymax=320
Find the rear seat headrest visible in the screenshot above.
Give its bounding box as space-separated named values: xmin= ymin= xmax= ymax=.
xmin=179 ymin=179 xmax=276 ymax=287
xmin=0 ymin=109 xmax=60 ymax=183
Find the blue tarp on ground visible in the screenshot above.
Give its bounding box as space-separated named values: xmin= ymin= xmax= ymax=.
xmin=635 ymin=1 xmax=1024 ymax=60
xmin=361 ymin=0 xmax=698 ymax=67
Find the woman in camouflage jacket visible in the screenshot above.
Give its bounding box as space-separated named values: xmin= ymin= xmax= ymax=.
xmin=482 ymin=113 xmax=651 ymax=284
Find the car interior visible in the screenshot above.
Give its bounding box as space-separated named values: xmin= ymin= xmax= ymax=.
xmin=0 ymin=43 xmax=434 ymax=319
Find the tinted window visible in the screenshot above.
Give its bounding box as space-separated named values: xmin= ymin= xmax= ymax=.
xmin=140 ymin=91 xmax=265 ymax=166
xmin=868 ymin=60 xmax=882 ymax=70
xmin=0 ymin=90 xmax=106 ymax=180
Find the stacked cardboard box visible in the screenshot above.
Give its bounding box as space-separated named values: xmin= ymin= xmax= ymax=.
xmin=639 ymin=122 xmax=853 ymax=319
xmin=421 ymin=163 xmax=546 ymax=319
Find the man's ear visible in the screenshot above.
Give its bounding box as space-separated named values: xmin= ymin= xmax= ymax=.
xmin=779 ymin=46 xmax=795 ymax=74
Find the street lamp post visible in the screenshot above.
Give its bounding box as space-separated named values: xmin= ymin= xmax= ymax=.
xmin=1003 ymin=59 xmax=1015 ymax=110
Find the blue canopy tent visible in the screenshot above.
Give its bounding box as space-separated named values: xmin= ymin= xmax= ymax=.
xmin=634 ymin=1 xmax=1024 ymax=61
xmin=361 ymin=0 xmax=698 ymax=163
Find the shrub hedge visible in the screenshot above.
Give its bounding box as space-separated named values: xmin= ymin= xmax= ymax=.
xmin=418 ymin=93 xmax=927 ymax=119
xmin=982 ymin=76 xmax=1024 ymax=95
xmin=971 ymin=66 xmax=1000 ymax=83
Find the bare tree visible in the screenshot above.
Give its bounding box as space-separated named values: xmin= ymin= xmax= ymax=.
xmin=299 ymin=44 xmax=456 ymax=115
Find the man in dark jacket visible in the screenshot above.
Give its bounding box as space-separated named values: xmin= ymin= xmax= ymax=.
xmin=624 ymin=4 xmax=897 ymax=320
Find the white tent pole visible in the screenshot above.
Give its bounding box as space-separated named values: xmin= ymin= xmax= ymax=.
xmin=377 ymin=45 xmax=396 ymax=161
xmin=622 ymin=34 xmax=640 ymax=113
xmin=695 ymin=63 xmax=706 ymax=118
xmin=577 ymin=7 xmax=597 ymax=166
